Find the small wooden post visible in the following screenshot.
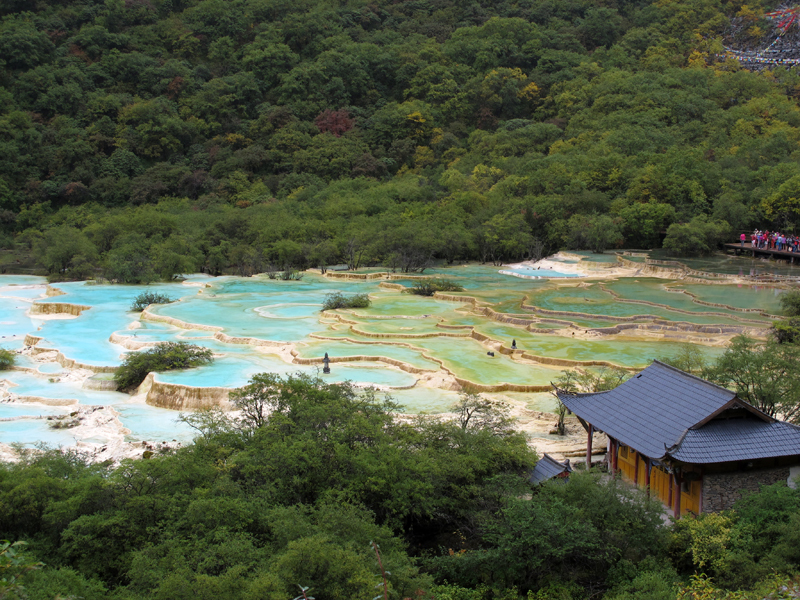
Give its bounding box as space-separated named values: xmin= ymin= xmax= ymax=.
xmin=644 ymin=458 xmax=651 ymax=496
xmin=611 ymin=439 xmax=618 ymax=474
xmin=586 ymin=423 xmax=593 ymax=470
xmin=667 ymin=471 xmax=673 ymax=507
xmin=673 ymin=473 xmax=682 ymax=518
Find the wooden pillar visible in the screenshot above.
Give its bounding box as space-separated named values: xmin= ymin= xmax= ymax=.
xmin=667 ymin=471 xmax=673 ymax=507
xmin=644 ymin=458 xmax=651 ymax=496
xmin=585 ymin=423 xmax=593 ymax=470
xmin=633 ymin=452 xmax=639 ymax=485
xmin=673 ymin=473 xmax=682 ymax=518
xmin=611 ymin=439 xmax=619 ymax=474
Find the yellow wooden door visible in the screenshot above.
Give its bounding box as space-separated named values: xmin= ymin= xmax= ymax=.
xmin=618 ymin=446 xmax=636 ymax=481
xmin=637 ymin=456 xmax=647 ymax=489
xmin=681 ymin=480 xmax=701 ymax=515
xmin=651 ymin=466 xmax=672 ymax=507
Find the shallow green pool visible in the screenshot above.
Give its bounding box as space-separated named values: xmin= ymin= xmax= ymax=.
xmin=0 ymin=258 xmax=784 ymax=449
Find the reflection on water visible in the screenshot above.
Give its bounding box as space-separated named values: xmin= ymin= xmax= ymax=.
xmin=647 ymin=248 xmax=800 ymax=277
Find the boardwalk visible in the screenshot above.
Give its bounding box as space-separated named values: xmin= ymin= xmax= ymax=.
xmin=724 ymin=242 xmax=800 ymax=262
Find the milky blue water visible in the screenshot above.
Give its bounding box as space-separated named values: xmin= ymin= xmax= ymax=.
xmin=2 ymin=369 xmax=126 ymax=405
xmin=0 ymin=419 xmax=78 ymax=446
xmin=0 ymin=403 xmax=66 ymax=419
xmin=155 ymin=359 xmax=416 ymax=389
xmin=34 ymin=280 xmax=194 ymax=365
xmin=0 ymin=258 xmax=779 ymax=449
xmin=115 ymin=403 xmax=196 ymax=444
xmin=0 ymin=279 xmax=46 ymax=345
xmin=501 ymin=267 xmax=582 ymax=278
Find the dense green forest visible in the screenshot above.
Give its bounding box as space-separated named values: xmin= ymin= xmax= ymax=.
xmin=2 ymin=0 xmax=800 ymax=279
xmin=1 ymin=375 xmax=799 ymax=600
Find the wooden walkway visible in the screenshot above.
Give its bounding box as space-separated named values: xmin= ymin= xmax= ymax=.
xmin=724 ymin=242 xmax=800 ymax=262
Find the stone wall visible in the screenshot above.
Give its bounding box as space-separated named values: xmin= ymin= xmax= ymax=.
xmin=452 ymin=377 xmax=551 ymax=393
xmin=140 ymin=308 xmax=222 ymax=332
xmin=703 ymin=466 xmax=794 ymax=512
xmin=45 ymin=285 xmax=65 ymax=297
xmin=138 ymin=373 xmax=231 ymax=410
xmin=324 ymin=271 xmax=387 ymax=280
xmin=30 ymin=301 xmax=91 ymax=316
xmin=29 ymin=346 xmax=116 ymax=373
xmin=291 ymin=351 xmax=433 ymax=375
xmin=24 ymin=334 xmax=43 ymax=346
xmin=83 ymin=375 xmax=119 ymax=391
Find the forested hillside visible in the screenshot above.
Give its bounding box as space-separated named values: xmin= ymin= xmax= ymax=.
xmin=1 ymin=0 xmax=800 ymax=279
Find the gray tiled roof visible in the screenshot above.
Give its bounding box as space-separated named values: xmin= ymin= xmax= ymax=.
xmin=529 ymin=453 xmax=571 ymax=484
xmin=557 ymin=361 xmax=737 ymax=460
xmin=669 ymin=420 xmax=800 ymax=463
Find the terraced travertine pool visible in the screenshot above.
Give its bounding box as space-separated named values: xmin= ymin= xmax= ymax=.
xmin=0 ymin=251 xmax=790 ymax=450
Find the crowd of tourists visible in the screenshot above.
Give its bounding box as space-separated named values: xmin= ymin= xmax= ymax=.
xmin=742 ymin=230 xmax=800 ymax=251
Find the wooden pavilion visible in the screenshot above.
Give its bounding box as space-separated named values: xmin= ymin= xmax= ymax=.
xmin=556 ymin=361 xmax=800 ymax=516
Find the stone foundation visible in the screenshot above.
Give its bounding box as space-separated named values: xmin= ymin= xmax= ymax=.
xmin=702 ymin=466 xmax=794 ymax=512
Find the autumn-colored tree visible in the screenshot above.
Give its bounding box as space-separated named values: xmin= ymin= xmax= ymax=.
xmin=314 ymin=109 xmax=355 ymax=137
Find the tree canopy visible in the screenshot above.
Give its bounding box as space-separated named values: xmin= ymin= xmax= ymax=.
xmin=2 ymin=374 xmax=800 ymax=600
xmin=2 ymin=0 xmax=799 ymax=277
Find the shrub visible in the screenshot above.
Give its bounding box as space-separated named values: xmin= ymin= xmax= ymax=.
xmin=425 ymin=471 xmax=668 ymax=595
xmin=22 ymin=566 xmax=108 ymax=600
xmin=114 ymin=342 xmax=213 ymax=391
xmin=130 ymin=291 xmax=174 ymax=312
xmin=780 ymin=289 xmax=800 ymax=317
xmin=267 ymin=270 xmax=304 ymax=280
xmin=0 ymin=348 xmax=14 ymax=370
xmin=772 ymin=317 xmax=800 ymax=344
xmin=662 ymin=215 xmax=731 ymax=256
xmin=406 ymin=278 xmax=465 ymax=296
xmin=321 ymin=292 xmax=371 ymax=310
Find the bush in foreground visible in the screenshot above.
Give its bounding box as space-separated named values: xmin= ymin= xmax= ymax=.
xmin=406 ymin=278 xmax=465 ymax=296
xmin=772 ymin=317 xmax=800 ymax=344
xmin=780 ymin=289 xmax=800 ymax=317
xmin=114 ymin=342 xmax=213 ymax=391
xmin=130 ymin=291 xmax=174 ymax=312
xmin=322 ymin=292 xmax=371 ymax=310
xmin=0 ymin=348 xmax=15 ymax=370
